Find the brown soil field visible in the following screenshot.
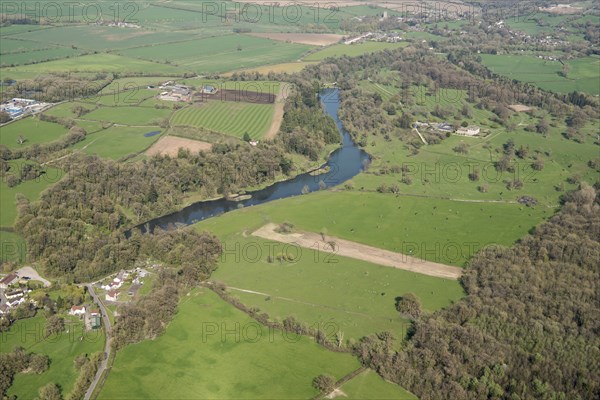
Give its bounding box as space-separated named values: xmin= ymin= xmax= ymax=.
xmin=195 ymin=88 xmax=275 ymax=104
xmin=146 ymin=136 xmax=212 ymax=157
xmin=246 ymin=32 xmax=344 ymax=46
xmin=253 ymin=223 xmax=463 ymax=279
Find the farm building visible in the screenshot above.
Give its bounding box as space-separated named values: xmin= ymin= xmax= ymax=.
xmin=0 ymin=274 xmax=19 ymax=289
xmin=201 ymin=85 xmax=218 ymax=94
xmin=456 ymin=126 xmax=481 ymax=136
xmin=436 ymin=123 xmax=454 ymax=133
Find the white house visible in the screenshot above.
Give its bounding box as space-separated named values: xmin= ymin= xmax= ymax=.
xmin=69 ymin=305 xmax=86 ymax=316
xmin=5 ymin=290 xmax=24 ymax=300
xmin=106 ymin=290 xmax=119 ymax=302
xmin=456 ymin=126 xmax=481 ymax=136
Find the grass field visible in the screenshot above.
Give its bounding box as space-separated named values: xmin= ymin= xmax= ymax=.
xmin=172 ymin=102 xmax=274 ymax=140
xmin=44 ymin=102 xmax=97 ymax=119
xmin=1 ymin=314 xmax=104 ymax=399
xmin=1 ymin=53 xmax=185 ymax=80
xmin=73 ymin=126 xmax=163 ymax=159
xmin=120 ymin=34 xmax=313 ymax=73
xmin=0 ymin=118 xmax=69 ymax=149
xmin=480 ymin=54 xmax=600 ymax=95
xmin=0 ymin=47 xmax=83 ymax=67
xmin=0 ymin=24 xmax=51 ymax=36
xmin=304 ymin=42 xmax=408 ymax=61
xmin=201 ymin=190 xmax=550 ymax=266
xmin=341 ymin=369 xmax=417 ymax=399
xmin=0 ymin=163 xmax=62 ymax=227
xmin=0 ymin=231 xmax=27 ymax=263
xmin=81 ymin=106 xmax=172 ymax=126
xmin=0 ymin=38 xmax=53 ymax=54
xmin=212 ymin=232 xmax=464 ymax=340
xmin=15 ymin=25 xmax=202 ymax=51
xmin=99 ymin=289 xmax=360 ymax=399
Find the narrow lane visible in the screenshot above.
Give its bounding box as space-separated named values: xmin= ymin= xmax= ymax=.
xmin=84 ymin=284 xmax=112 ymax=400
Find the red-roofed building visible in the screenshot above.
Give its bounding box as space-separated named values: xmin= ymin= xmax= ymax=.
xmin=105 ymin=290 xmax=119 ymax=302
xmin=0 ymin=274 xmax=19 ymax=289
xmin=69 ymin=305 xmax=86 ymax=316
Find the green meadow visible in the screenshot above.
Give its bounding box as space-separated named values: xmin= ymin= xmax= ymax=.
xmin=0 ymin=231 xmax=27 ymax=263
xmin=121 ymin=34 xmax=313 ymax=73
xmin=81 ymin=106 xmax=171 ymax=126
xmin=304 ymin=41 xmax=408 ymax=61
xmin=0 ymin=118 xmax=69 ymax=149
xmin=0 ymin=47 xmax=83 ymax=67
xmin=480 ymin=54 xmax=600 ymax=95
xmin=15 ymin=25 xmax=202 ymax=51
xmin=1 ymin=53 xmax=185 ymax=79
xmin=100 ymin=289 xmax=360 ymax=400
xmin=44 ymin=102 xmax=97 ymax=119
xmin=73 ymin=126 xmax=162 ymax=159
xmin=1 ymin=314 xmax=104 ymax=400
xmin=213 ymin=235 xmax=464 ymax=340
xmin=341 ymin=369 xmax=417 ymax=399
xmin=172 ymin=102 xmax=274 ymax=140
xmin=199 ymin=190 xmax=550 ymax=266
xmin=0 ymin=163 xmax=62 ymax=227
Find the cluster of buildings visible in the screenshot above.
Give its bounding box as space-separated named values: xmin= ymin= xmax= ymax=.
xmin=0 ymin=98 xmax=49 ymax=121
xmin=414 ymin=121 xmax=481 ymax=136
xmin=94 ymin=20 xmax=141 ymax=29
xmin=158 ymin=82 xmax=193 ymax=102
xmin=344 ymin=32 xmax=402 ymax=45
xmin=0 ymin=273 xmax=31 ymax=315
xmin=100 ymin=268 xmax=149 ymax=303
xmin=157 ymin=82 xmax=220 ymax=102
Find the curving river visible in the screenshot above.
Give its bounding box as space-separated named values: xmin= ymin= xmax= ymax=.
xmin=137 ymin=88 xmax=369 ymax=233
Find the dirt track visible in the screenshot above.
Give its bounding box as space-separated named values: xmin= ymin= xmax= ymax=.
xmin=252 ymin=223 xmax=463 ymax=279
xmin=264 ymin=85 xmax=289 ymax=140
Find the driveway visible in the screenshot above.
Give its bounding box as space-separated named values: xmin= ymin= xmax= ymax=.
xmin=16 ymin=266 xmax=51 ymax=287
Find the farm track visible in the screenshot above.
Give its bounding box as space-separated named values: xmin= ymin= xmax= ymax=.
xmin=265 ymin=85 xmax=288 ymax=140
xmin=252 ymin=223 xmax=463 ymax=279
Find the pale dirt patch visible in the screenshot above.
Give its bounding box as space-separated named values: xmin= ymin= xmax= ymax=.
xmin=252 ymin=223 xmax=463 ymax=279
xmin=246 ymin=32 xmax=344 ymax=46
xmin=146 ymin=136 xmax=212 ymax=157
xmin=540 ymin=5 xmax=582 ymax=15
xmin=509 ymin=104 xmax=532 ymax=112
xmin=326 ymin=388 xmax=347 ymax=399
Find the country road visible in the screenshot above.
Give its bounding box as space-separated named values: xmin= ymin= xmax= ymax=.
xmin=84 ymin=284 xmax=112 ymax=400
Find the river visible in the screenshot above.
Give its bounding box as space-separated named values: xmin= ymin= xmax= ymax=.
xmin=137 ymin=88 xmax=369 ymax=233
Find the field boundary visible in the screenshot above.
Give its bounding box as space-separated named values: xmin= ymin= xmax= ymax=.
xmin=252 ymin=223 xmax=463 ymax=279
